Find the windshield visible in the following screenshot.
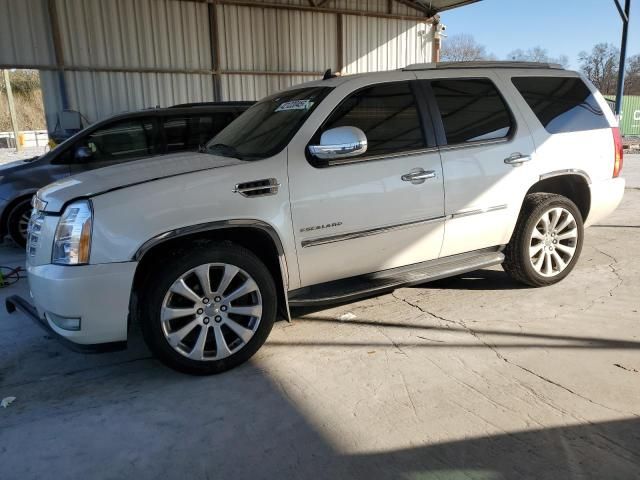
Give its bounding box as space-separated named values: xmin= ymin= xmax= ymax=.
xmin=206 ymin=86 xmax=331 ymax=160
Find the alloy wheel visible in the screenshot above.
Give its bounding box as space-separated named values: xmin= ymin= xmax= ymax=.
xmin=18 ymin=210 xmax=30 ymax=241
xmin=160 ymin=263 xmax=263 ymax=361
xmin=529 ymin=207 xmax=578 ymax=277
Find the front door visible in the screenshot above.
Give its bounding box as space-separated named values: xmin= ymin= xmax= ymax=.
xmin=287 ymin=77 xmax=446 ymax=287
xmin=69 ymin=117 xmax=157 ymax=173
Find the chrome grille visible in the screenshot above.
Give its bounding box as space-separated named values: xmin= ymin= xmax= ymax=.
xmin=27 ymin=209 xmax=45 ymax=257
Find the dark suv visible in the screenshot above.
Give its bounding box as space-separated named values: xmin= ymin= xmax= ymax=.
xmin=0 ymin=102 xmax=252 ymax=246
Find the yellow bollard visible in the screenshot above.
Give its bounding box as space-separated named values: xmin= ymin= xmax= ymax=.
xmin=17 ymin=132 xmax=25 ymax=147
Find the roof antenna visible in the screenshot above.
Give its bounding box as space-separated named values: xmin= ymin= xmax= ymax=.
xmin=322 ymin=69 xmax=337 ymax=80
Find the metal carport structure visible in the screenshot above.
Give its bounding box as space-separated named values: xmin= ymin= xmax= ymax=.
xmin=0 ymin=0 xmax=479 ymax=131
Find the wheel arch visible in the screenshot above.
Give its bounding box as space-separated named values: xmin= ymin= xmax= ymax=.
xmin=130 ymin=220 xmax=291 ymax=325
xmin=525 ymin=171 xmax=591 ymax=222
xmin=1 ymin=193 xmax=36 ymax=238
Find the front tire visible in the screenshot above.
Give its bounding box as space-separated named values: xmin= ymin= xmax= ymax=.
xmin=503 ymin=193 xmax=584 ymax=287
xmin=139 ymin=243 xmax=277 ymax=375
xmin=7 ymin=199 xmax=32 ymax=248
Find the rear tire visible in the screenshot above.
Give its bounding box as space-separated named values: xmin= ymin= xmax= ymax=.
xmin=139 ymin=243 xmax=277 ymax=375
xmin=7 ymin=199 xmax=32 ymax=248
xmin=503 ymin=193 xmax=584 ymax=287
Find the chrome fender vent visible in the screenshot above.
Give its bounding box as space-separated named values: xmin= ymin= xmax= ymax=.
xmin=233 ymin=178 xmax=280 ymax=197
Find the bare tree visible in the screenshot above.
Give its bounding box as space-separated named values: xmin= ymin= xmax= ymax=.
xmin=440 ymin=34 xmax=493 ymax=62
xmin=578 ymin=43 xmax=620 ymax=95
xmin=624 ymin=54 xmax=640 ymax=95
xmin=507 ymin=47 xmax=569 ymax=67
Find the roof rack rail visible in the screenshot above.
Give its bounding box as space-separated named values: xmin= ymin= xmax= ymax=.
xmin=402 ymin=61 xmax=565 ymax=71
xmin=169 ymin=101 xmax=255 ymax=108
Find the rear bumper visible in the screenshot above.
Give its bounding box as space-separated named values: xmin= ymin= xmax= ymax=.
xmin=585 ymin=176 xmax=625 ymax=227
xmin=5 ymin=295 xmax=126 ymax=353
xmin=24 ymin=261 xmax=137 ymax=345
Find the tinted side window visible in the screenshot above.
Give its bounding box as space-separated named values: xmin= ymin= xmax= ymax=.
xmin=321 ymin=81 xmax=425 ymax=158
xmin=431 ymin=78 xmax=513 ymax=145
xmin=83 ymin=119 xmax=154 ymax=162
xmin=164 ymin=114 xmax=235 ymax=153
xmin=512 ymin=77 xmax=608 ymax=133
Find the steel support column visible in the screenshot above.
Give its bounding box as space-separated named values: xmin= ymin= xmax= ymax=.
xmin=2 ymin=70 xmax=21 ymax=151
xmin=47 ymin=0 xmax=69 ymax=110
xmin=614 ymin=0 xmax=631 ymax=116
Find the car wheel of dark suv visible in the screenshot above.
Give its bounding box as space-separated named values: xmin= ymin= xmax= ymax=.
xmin=7 ymin=199 xmax=32 ymax=248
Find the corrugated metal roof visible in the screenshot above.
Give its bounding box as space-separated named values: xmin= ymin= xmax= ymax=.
xmin=56 ymin=0 xmax=212 ymax=70
xmin=343 ymin=16 xmax=433 ymax=74
xmin=220 ymin=74 xmax=318 ymax=100
xmin=224 ymin=0 xmax=481 ymax=16
xmin=218 ymin=5 xmax=337 ymax=72
xmin=0 ymin=0 xmax=55 ymax=66
xmin=3 ymin=0 xmax=471 ymax=128
xmin=63 ymin=70 xmax=215 ymax=122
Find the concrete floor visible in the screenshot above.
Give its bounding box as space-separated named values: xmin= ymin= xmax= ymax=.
xmin=1 ymin=157 xmax=639 ymax=480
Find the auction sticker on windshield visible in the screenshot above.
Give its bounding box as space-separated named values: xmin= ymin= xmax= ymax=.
xmin=275 ymin=100 xmax=314 ymax=112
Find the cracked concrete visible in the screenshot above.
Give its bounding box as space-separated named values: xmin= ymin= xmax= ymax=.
xmin=0 ymin=156 xmax=639 ymax=480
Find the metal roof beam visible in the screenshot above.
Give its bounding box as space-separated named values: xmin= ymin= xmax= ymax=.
xmin=394 ymin=0 xmax=432 ymax=15
xmin=183 ymin=0 xmax=436 ymax=21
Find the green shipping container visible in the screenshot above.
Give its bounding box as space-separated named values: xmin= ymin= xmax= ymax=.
xmin=605 ymin=95 xmax=640 ymax=137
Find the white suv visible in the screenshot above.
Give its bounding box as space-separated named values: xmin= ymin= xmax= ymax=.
xmin=9 ymin=62 xmax=625 ymax=374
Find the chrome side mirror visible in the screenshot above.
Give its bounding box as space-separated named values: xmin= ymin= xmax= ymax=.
xmin=309 ymin=126 xmax=367 ymax=160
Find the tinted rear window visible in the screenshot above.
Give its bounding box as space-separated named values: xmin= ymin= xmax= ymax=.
xmin=431 ymin=78 xmax=513 ymax=145
xmin=512 ymin=77 xmax=609 ymax=134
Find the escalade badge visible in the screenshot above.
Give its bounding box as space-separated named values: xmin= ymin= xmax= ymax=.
xmin=300 ymin=222 xmax=342 ymax=233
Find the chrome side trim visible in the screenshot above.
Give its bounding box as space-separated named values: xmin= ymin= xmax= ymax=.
xmin=133 ymin=219 xmax=291 ymax=322
xmin=451 ymin=204 xmax=508 ymax=219
xmin=301 ymin=215 xmax=446 ymax=248
xmin=438 ymin=137 xmax=511 ymax=152
xmin=324 ymin=146 xmax=440 ymax=167
xmin=539 ymin=169 xmax=592 ymax=185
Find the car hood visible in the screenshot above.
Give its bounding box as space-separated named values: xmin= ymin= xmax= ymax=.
xmin=0 ymin=156 xmax=42 ymax=174
xmin=37 ymin=152 xmax=244 ymax=213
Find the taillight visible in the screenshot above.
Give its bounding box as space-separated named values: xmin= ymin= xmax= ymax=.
xmin=612 ymin=127 xmax=623 ymax=178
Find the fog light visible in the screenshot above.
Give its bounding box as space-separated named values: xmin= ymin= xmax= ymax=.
xmin=45 ymin=312 xmax=81 ymax=331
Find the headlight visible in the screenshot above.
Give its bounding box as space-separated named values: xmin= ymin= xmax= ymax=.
xmin=52 ymin=200 xmax=93 ymax=265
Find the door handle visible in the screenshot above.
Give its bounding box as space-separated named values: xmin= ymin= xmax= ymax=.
xmin=504 ymin=153 xmax=532 ymax=165
xmin=401 ymin=168 xmax=437 ymax=184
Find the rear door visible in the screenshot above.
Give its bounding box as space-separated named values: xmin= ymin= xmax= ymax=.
xmin=505 ymin=73 xmax=616 ymax=185
xmin=287 ymin=76 xmax=446 ymax=286
xmin=415 ymin=72 xmax=538 ymax=256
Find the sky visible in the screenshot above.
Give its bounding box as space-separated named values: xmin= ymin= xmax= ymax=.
xmin=440 ymin=0 xmax=639 ymax=68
